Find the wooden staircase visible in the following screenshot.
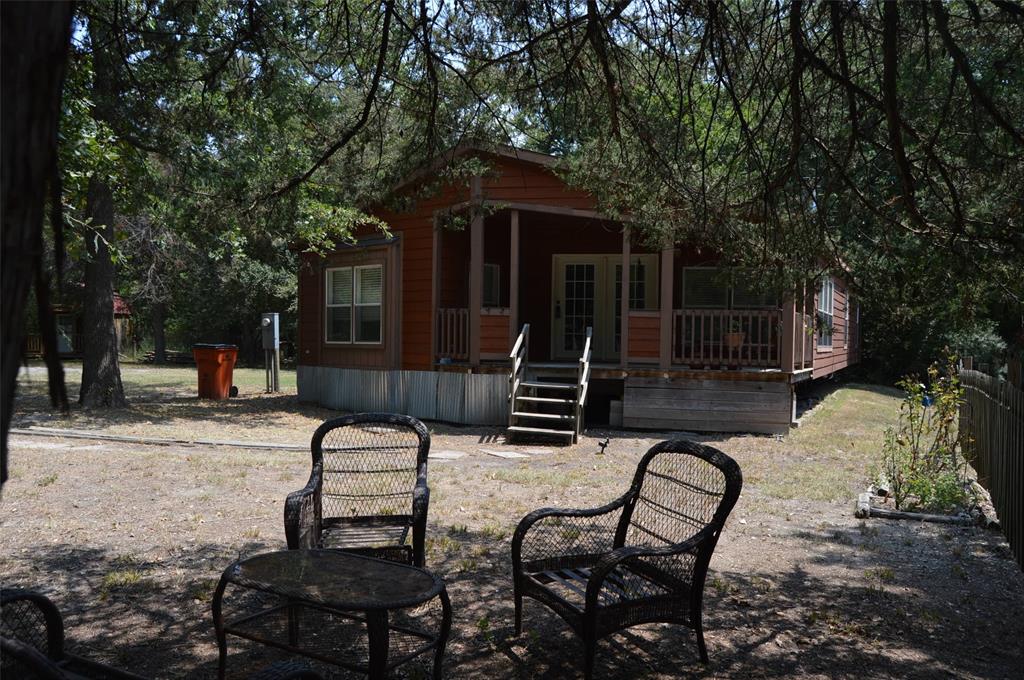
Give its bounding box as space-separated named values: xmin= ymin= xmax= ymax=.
xmin=507 ymin=325 xmax=592 ymax=444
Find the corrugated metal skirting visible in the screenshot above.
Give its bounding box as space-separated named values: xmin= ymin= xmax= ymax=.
xmin=297 ymin=366 xmax=508 ymax=426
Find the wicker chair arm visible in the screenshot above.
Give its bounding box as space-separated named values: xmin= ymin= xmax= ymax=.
xmin=511 ymin=491 xmax=634 ymax=566
xmin=0 ymin=636 xmax=67 ymax=680
xmin=584 ymin=524 xmax=720 ymax=610
xmin=412 ymin=474 xmax=430 ymax=521
xmin=284 ymin=465 xmax=322 ymax=550
xmin=411 ymin=475 xmax=430 ymax=567
xmin=0 ymin=589 xmax=65 ymax=661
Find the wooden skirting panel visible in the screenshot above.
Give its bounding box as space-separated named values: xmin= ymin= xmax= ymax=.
xmin=622 ymin=376 xmax=794 ymax=435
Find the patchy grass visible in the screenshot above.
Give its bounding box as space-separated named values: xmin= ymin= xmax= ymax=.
xmin=734 ymin=384 xmax=902 ymax=502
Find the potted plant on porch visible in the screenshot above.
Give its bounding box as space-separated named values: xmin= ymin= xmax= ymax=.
xmin=723 ymin=319 xmax=745 ymax=351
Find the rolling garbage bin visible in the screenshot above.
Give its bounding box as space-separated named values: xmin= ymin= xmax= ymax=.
xmin=193 ymin=344 xmax=238 ymax=400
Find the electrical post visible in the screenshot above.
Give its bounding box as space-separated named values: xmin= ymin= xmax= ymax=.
xmin=261 ymin=313 xmax=280 ymax=393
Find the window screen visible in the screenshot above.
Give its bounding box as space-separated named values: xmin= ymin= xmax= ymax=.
xmin=683 ymin=268 xmax=729 ymax=308
xmin=483 ymin=263 xmax=500 ymax=307
xmin=326 ymin=268 xmax=353 ymax=343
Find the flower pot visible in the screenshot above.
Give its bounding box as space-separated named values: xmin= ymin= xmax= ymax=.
xmin=724 ymin=331 xmax=745 ymax=351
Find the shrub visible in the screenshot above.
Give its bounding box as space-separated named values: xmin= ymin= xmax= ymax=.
xmin=943 ymin=320 xmax=1007 ymax=372
xmin=879 ymin=356 xmax=972 ymax=512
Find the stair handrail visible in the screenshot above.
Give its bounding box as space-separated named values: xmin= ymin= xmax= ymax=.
xmin=509 ymin=324 xmax=530 ymax=424
xmin=575 ymin=327 xmax=593 ymax=439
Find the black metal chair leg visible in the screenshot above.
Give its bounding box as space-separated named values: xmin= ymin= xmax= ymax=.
xmin=366 ymin=610 xmax=390 ymax=680
xmin=433 ymin=587 xmax=452 ymax=680
xmin=583 ymin=635 xmax=597 ymax=680
xmin=211 ymin=576 xmax=229 ymax=680
xmin=513 ymin=592 xmax=523 ymax=636
xmin=695 ymin=619 xmax=709 ymax=664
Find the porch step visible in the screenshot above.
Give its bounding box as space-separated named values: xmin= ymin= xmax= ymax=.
xmin=512 ymin=411 xmax=574 ymax=421
xmin=507 ymin=425 xmax=575 ymax=440
xmin=515 ymin=396 xmax=574 ymax=404
xmin=520 ymin=381 xmax=576 ymax=391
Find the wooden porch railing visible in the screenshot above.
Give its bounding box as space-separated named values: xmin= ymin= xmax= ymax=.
xmin=672 ymin=309 xmax=781 ymax=368
xmin=508 ymin=324 xmax=530 ymax=420
xmin=575 ymin=327 xmax=593 ymax=440
xmin=22 ymin=334 xmax=81 ymax=357
xmin=437 ymin=308 xmax=469 ymax=360
xmin=798 ymin=312 xmax=814 ymax=370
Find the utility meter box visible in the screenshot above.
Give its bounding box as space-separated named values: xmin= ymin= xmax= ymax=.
xmin=261 ymin=313 xmax=279 ymax=350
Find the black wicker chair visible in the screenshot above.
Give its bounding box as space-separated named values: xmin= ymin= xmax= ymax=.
xmin=284 ymin=413 xmax=431 ymax=567
xmin=1 ymin=589 xmax=148 ymax=680
xmin=511 ymin=439 xmax=742 ymax=678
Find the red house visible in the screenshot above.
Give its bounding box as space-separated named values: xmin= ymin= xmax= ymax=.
xmin=296 ymin=146 xmax=859 ymax=440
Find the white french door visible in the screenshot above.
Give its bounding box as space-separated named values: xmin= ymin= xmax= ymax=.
xmin=551 ymin=254 xmax=658 ymax=362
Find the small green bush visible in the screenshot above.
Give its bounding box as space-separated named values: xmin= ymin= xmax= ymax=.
xmin=879 ymin=356 xmax=972 ymax=512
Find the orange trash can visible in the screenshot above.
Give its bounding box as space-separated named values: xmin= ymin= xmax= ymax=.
xmin=193 ymin=344 xmax=238 ymax=400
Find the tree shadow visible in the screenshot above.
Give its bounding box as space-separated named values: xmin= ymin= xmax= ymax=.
xmin=5 ymin=510 xmax=1023 ymax=679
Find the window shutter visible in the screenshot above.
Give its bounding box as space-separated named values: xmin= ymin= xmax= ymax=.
xmin=683 ymin=268 xmax=728 ymax=308
xmin=356 ymin=266 xmax=382 ymax=304
xmin=329 ymin=268 xmax=352 ymax=305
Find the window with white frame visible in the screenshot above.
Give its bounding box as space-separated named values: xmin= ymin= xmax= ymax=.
xmin=817 ymin=277 xmax=834 ymax=347
xmin=844 ymin=295 xmax=850 ymax=348
xmin=325 ymin=264 xmax=383 ymax=344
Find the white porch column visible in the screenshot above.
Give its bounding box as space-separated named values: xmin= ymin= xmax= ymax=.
xmin=659 ymin=245 xmax=674 ymax=369
xmin=781 ymin=297 xmax=796 ymax=373
xmin=620 ymin=227 xmax=631 ymax=368
xmin=509 ymin=209 xmax=520 ymax=347
xmin=431 ymin=216 xmax=440 ymax=366
xmin=469 ymin=176 xmax=483 ymax=367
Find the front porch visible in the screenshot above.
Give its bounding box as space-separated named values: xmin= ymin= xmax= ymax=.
xmin=431 ymin=202 xmax=817 ymax=377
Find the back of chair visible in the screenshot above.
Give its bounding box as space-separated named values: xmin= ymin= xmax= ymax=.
xmin=616 ymin=440 xmax=742 ymax=556
xmin=310 ymin=413 xmax=430 ymax=520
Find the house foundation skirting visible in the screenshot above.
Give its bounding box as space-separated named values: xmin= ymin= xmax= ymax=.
xmin=297 ymin=365 xmax=508 ymax=426
xmin=622 ymin=376 xmax=795 ymax=435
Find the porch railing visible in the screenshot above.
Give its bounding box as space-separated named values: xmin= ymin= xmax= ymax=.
xmin=798 ymin=312 xmax=814 ymax=370
xmin=437 ymin=308 xmax=469 ymax=360
xmin=22 ymin=333 xmax=81 ymax=357
xmin=672 ymin=309 xmax=782 ymax=368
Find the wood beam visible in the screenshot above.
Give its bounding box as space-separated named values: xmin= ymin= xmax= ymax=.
xmin=509 ymin=209 xmax=520 ymax=347
xmin=430 ymin=216 xmax=440 ymax=367
xmin=469 ymin=176 xmax=484 ymax=366
xmin=620 ymin=227 xmax=631 ymax=368
xmin=659 ymin=246 xmax=674 ymax=369
xmin=781 ymin=297 xmax=796 ymax=373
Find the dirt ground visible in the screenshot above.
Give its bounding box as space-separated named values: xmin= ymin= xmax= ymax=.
xmin=3 ymin=367 xmax=1022 ymax=678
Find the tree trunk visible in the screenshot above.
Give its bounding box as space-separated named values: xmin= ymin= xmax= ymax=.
xmin=1 ymin=2 xmax=74 ymax=485
xmin=153 ymin=301 xmax=167 ymax=364
xmin=79 ymin=177 xmax=127 ymax=407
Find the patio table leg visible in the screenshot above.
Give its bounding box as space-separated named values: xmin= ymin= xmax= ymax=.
xmin=434 ymin=587 xmax=452 ymax=680
xmin=366 ymin=609 xmax=390 ymax=679
xmin=212 ymin=576 xmax=229 ymax=680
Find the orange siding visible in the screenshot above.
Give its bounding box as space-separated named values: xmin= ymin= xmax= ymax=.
xmin=297 ymin=253 xmax=321 ymax=366
xmin=377 ymin=182 xmax=469 ymax=371
xmin=480 ymin=312 xmax=510 ymax=357
xmin=628 ymin=312 xmax=660 ymax=360
xmin=482 ymin=158 xmax=599 ymax=210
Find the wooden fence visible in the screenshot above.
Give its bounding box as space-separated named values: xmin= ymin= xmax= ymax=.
xmin=959 ymin=369 xmax=1024 ymax=569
